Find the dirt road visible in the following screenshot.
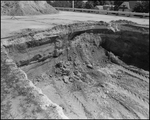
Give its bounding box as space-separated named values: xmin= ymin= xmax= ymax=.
xmin=1 ymin=11 xmax=149 ymax=39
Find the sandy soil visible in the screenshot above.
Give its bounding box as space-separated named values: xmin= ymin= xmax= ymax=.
xmin=1 ymin=1 xmax=58 ymax=16
xmin=1 ymin=12 xmax=149 ymax=119
xmin=1 ymin=11 xmax=149 ymax=39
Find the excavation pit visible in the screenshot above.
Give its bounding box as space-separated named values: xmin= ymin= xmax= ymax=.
xmin=3 ymin=21 xmax=149 ymax=119
xmin=5 ymin=22 xmax=149 ymax=80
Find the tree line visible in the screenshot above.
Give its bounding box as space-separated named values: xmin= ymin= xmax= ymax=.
xmin=46 ymin=0 xmax=149 ymax=13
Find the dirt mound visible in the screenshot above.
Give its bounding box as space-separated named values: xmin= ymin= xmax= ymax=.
xmin=1 ymin=1 xmax=58 ymax=16
xmin=1 ymin=21 xmax=149 ymax=119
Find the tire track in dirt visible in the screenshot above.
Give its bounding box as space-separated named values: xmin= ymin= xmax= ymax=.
xmin=52 ymin=80 xmax=79 ymax=118
xmin=107 ymin=81 xmax=149 ymax=108
xmin=91 ymin=87 xmax=134 ymax=119
xmin=117 ymin=83 xmax=149 ymax=105
xmin=54 ymin=80 xmax=87 ymax=118
xmin=105 ymin=64 xmax=149 ymax=105
xmin=118 ymin=66 xmax=149 ymax=83
xmin=114 ymin=73 xmax=149 ymax=99
xmin=106 ymin=81 xmax=149 ymax=118
xmin=107 ymin=92 xmax=140 ymax=119
xmin=72 ymin=92 xmax=97 ymax=119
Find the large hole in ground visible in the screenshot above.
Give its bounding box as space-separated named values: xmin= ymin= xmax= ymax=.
xmin=3 ymin=21 xmax=149 ymax=119
xmin=5 ymin=22 xmax=149 ymax=80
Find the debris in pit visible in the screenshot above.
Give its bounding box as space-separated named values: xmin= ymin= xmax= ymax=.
xmin=1 ymin=20 xmax=149 ymax=119
xmin=86 ymin=63 xmax=93 ymax=69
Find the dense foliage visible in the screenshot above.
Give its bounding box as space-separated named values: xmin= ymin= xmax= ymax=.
xmin=47 ymin=1 xmax=72 ymax=7
xmin=47 ymin=0 xmax=149 ymax=13
xmin=133 ymin=1 xmax=149 ymax=13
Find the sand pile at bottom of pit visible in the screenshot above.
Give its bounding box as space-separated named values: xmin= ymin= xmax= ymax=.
xmin=1 ymin=1 xmax=58 ymax=16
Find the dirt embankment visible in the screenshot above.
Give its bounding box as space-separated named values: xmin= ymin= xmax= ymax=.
xmin=5 ymin=20 xmax=149 ymax=71
xmin=1 ymin=1 xmax=58 ymax=16
xmin=2 ymin=20 xmax=149 ymax=119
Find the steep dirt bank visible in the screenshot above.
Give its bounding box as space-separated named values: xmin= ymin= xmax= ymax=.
xmin=5 ymin=20 xmax=149 ymax=71
xmin=2 ymin=20 xmax=149 ymax=119
xmin=1 ymin=46 xmax=68 ymax=119
xmin=1 ymin=1 xmax=58 ymax=16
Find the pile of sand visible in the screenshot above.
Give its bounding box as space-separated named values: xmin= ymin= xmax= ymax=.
xmin=1 ymin=1 xmax=58 ymax=16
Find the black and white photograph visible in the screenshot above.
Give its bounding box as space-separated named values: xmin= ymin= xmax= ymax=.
xmin=1 ymin=0 xmax=149 ymax=119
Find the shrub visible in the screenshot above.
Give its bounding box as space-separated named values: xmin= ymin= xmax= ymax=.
xmin=133 ymin=1 xmax=149 ymax=13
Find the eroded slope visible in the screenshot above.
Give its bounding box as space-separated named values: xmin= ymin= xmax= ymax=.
xmin=1 ymin=20 xmax=149 ymax=119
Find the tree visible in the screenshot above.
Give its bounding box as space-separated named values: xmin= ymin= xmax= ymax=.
xmin=104 ymin=1 xmax=111 ymax=5
xmin=74 ymin=1 xmax=85 ymax=8
xmin=90 ymin=0 xmax=115 ymax=7
xmin=47 ymin=1 xmax=71 ymax=7
xmin=133 ymin=1 xmax=149 ymax=13
xmin=114 ymin=1 xmax=124 ymax=11
xmin=96 ymin=0 xmax=105 ymax=5
xmin=88 ymin=0 xmax=105 ymax=6
xmin=93 ymin=1 xmax=100 ymax=6
xmin=84 ymin=1 xmax=94 ymax=9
